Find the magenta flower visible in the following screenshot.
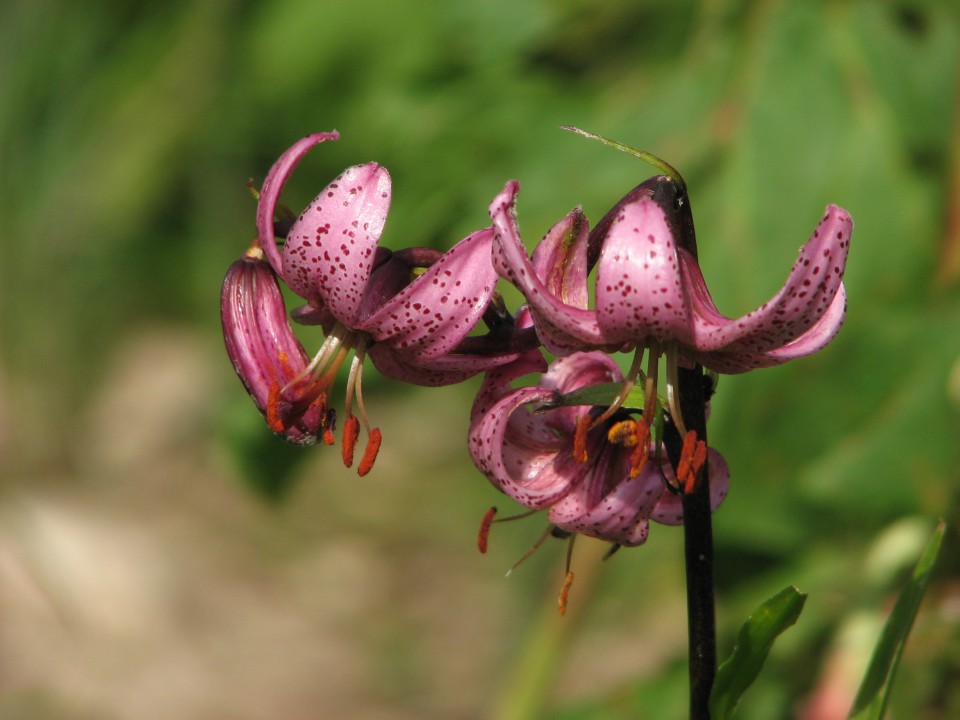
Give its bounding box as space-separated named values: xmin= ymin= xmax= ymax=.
xmin=468 ymin=349 xmax=729 ymax=547
xmin=227 ymin=132 xmax=514 ymax=473
xmin=488 ymin=174 xmax=852 ymax=432
xmin=221 ymin=246 xmax=333 ymax=446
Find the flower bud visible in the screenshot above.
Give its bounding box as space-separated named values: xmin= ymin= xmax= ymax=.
xmin=221 ymin=250 xmax=330 ymax=444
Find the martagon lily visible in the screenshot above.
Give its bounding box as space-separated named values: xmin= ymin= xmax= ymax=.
xmin=222 ymin=132 xmax=517 ymax=473
xmin=488 ymin=156 xmax=852 ymax=438
xmin=468 ymin=347 xmax=729 ymax=547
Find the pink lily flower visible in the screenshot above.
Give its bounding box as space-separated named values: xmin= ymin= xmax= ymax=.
xmin=228 ymin=132 xmax=513 ymax=472
xmin=468 ymin=349 xmax=729 ymax=547
xmin=488 ymin=174 xmax=852 ymax=434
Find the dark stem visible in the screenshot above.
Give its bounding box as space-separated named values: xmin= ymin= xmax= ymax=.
xmin=677 ymin=363 xmax=716 ymax=719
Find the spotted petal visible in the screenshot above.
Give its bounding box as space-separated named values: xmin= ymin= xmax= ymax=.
xmin=689 ymin=205 xmax=852 ymax=354
xmin=594 ymin=196 xmax=692 ymax=346
xmin=489 ymin=182 xmax=609 ymax=353
xmin=282 ymin=163 xmax=392 ymax=325
xmin=256 ymin=132 xmax=339 ymax=276
xmin=546 ymin=457 xmax=661 ymax=547
xmin=359 ymin=228 xmax=499 ymax=361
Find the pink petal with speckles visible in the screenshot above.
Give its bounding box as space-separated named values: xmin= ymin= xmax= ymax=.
xmin=690 ymin=205 xmax=852 ymax=354
xmin=359 ymin=228 xmax=498 ymax=361
xmin=547 ymin=456 xmax=660 ymax=546
xmin=489 ymin=182 xmax=609 ymax=352
xmin=282 ymin=163 xmax=391 ymax=325
xmin=649 ymin=449 xmax=729 ymax=525
xmin=594 ymin=196 xmax=692 ymax=346
xmin=367 ymin=341 xmax=524 ymax=387
xmin=256 ymin=132 xmax=339 ymax=276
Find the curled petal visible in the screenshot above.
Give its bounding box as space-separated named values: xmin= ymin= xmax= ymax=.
xmin=489 ymin=182 xmax=610 ymax=353
xmin=282 ymin=163 xmax=392 ymax=324
xmin=367 ymin=341 xmax=521 ymax=387
xmin=649 ymin=449 xmax=729 ymax=525
xmin=546 ymin=454 xmax=661 ymax=547
xmin=531 ymin=207 xmax=591 ymax=310
xmin=469 ymin=382 xmax=579 ymax=508
xmin=690 ymin=205 xmax=852 ymax=354
xmin=256 ymin=132 xmax=340 ymax=276
xmin=359 ymin=228 xmax=499 ymax=361
xmin=595 ymin=197 xmax=692 ymax=346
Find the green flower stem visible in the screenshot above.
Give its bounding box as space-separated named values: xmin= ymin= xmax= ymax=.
xmin=677 ymin=363 xmax=716 ymax=719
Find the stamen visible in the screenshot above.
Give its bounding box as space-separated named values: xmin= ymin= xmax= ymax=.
xmin=665 ymin=345 xmax=687 ymax=436
xmin=607 ymin=419 xmax=639 ymax=447
xmin=558 ymin=571 xmax=575 ymax=616
xmin=322 ymin=407 xmax=337 ymax=446
xmin=342 ymin=415 xmax=360 ymax=468
xmin=558 ymin=533 xmax=577 ymax=616
xmin=505 ymin=525 xmax=555 ymax=577
xmin=591 ymin=347 xmax=645 ymax=428
xmin=357 ymin=428 xmax=381 ymax=477
xmin=628 ymin=419 xmax=651 ymax=477
xmin=477 ymin=507 xmax=498 ymax=554
xmin=573 ymin=414 xmax=591 ymax=463
xmin=677 ymin=430 xmax=708 ymax=494
xmin=602 ymin=543 xmax=622 ymax=561
xmin=266 ymin=383 xmax=285 ymax=433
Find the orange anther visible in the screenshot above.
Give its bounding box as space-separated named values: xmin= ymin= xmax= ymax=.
xmin=322 ymin=428 xmax=336 ymax=446
xmin=341 ymin=415 xmax=360 ymax=468
xmin=558 ymin=571 xmax=575 ymax=616
xmin=607 ymin=419 xmax=638 ymax=447
xmin=477 ymin=507 xmax=498 ymax=554
xmin=357 ymin=428 xmax=381 ymax=477
xmin=628 ymin=418 xmax=651 ymax=477
xmin=677 ymin=430 xmax=708 ymax=494
xmin=266 ymin=383 xmax=285 ymax=433
xmin=573 ymin=414 xmax=590 ymax=463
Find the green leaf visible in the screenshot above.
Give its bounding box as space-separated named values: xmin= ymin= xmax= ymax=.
xmin=710 ymin=586 xmax=807 ymax=720
xmin=848 ymin=520 xmax=947 ymax=720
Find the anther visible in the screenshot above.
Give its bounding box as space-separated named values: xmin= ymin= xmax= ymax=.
xmin=629 ymin=419 xmax=651 ymax=478
xmin=607 ymin=419 xmax=639 ymax=447
xmin=573 ymin=414 xmax=591 ymax=463
xmin=477 ymin=507 xmax=498 ymax=554
xmin=342 ymin=415 xmax=360 ymax=468
xmin=677 ymin=430 xmax=707 ymax=494
xmin=558 ymin=571 xmax=575 ymax=616
xmin=357 ymin=428 xmax=382 ymax=477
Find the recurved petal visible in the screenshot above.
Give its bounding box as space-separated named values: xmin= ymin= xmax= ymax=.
xmin=694 ymin=284 xmax=847 ymax=373
xmin=489 ymin=182 xmax=608 ymax=352
xmin=531 ymin=207 xmax=590 ymax=310
xmin=359 ymin=228 xmax=498 ymax=361
xmin=256 ymin=132 xmax=340 ymax=276
xmin=693 ymin=205 xmax=852 ymax=354
xmin=541 ymin=350 xmax=623 ymax=394
xmin=649 ymin=448 xmax=729 ymax=525
xmin=546 ymin=455 xmax=662 ymax=546
xmin=468 ymin=382 xmax=580 ymax=509
xmin=367 ymin=341 xmax=520 ymax=387
xmin=594 ymin=196 xmax=692 ymax=346
xmin=282 ymin=162 xmax=392 ymax=325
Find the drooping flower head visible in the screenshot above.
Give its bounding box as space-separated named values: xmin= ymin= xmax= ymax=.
xmin=468 ymin=348 xmax=729 ymax=547
xmin=223 ymin=132 xmax=518 ymax=473
xmin=488 ymin=133 xmax=852 ymax=442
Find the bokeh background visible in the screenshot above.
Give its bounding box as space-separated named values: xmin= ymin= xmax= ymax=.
xmin=2 ymin=1 xmax=959 ymax=718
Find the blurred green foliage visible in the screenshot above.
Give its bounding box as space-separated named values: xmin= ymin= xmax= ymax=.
xmin=3 ymin=0 xmax=960 ymax=718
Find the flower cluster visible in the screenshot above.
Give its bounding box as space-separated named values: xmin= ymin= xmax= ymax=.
xmin=222 ymin=131 xmax=852 ymax=556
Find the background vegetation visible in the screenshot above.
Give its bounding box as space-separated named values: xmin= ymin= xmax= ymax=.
xmin=2 ymin=1 xmax=959 ymax=718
